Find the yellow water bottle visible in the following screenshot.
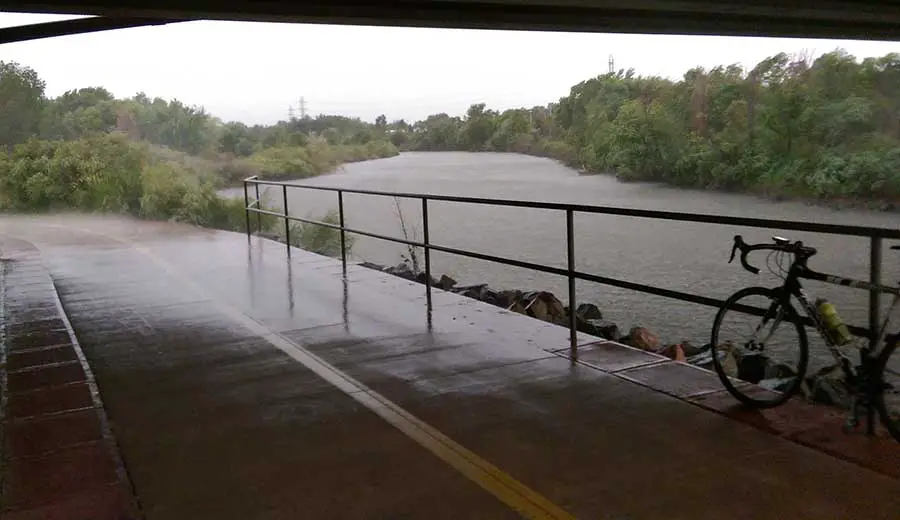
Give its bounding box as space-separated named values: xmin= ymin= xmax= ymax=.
xmin=816 ymin=298 xmax=852 ymax=346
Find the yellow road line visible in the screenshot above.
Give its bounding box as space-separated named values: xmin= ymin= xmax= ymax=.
xmin=40 ymin=224 xmax=578 ymax=520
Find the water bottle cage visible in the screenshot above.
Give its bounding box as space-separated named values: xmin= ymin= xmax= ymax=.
xmin=825 ymin=327 xmax=848 ymax=346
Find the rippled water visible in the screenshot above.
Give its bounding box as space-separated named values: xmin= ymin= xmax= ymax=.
xmin=236 ymin=152 xmax=900 ymax=367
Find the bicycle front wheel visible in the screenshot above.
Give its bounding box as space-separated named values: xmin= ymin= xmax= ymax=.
xmin=875 ymin=337 xmax=900 ymax=442
xmin=710 ymin=286 xmax=808 ymax=408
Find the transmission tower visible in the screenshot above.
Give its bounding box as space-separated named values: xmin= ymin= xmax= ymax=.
xmin=288 ymin=105 xmax=296 ymax=121
xmin=609 ymin=55 xmax=615 ymax=74
xmin=298 ymin=97 xmax=307 ymax=119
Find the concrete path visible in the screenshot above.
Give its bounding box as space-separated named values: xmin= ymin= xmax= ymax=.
xmin=1 ymin=214 xmax=899 ymax=520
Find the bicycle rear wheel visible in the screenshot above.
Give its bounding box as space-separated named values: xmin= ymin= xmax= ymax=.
xmin=875 ymin=337 xmax=900 ymax=442
xmin=710 ymin=286 xmax=808 ymax=408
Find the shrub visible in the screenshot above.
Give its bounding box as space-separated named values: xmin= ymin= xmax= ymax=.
xmin=0 ymin=134 xmax=144 ymax=213
xmin=287 ymin=209 xmax=355 ymax=258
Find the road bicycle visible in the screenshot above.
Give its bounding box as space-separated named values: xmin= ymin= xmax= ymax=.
xmin=709 ymin=234 xmax=900 ymax=441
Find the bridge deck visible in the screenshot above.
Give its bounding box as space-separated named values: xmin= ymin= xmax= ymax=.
xmin=1 ymin=214 xmax=899 ymax=520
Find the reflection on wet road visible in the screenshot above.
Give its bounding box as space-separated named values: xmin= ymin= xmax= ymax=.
xmin=2 ymin=213 xmax=900 ymax=520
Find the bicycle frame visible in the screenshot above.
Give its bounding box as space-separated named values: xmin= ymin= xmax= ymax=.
xmin=781 ymin=256 xmax=900 ymax=363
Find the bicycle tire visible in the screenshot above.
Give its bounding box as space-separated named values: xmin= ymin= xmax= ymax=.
xmin=875 ymin=336 xmax=900 ymax=442
xmin=710 ymin=286 xmax=808 ymax=408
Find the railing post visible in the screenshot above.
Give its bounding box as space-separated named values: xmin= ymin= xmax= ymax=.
xmin=870 ymin=236 xmax=882 ymax=350
xmin=242 ymin=180 xmax=251 ymax=240
xmin=282 ymin=184 xmax=291 ymax=258
xmin=254 ymin=183 xmax=262 ymax=233
xmin=567 ymin=209 xmax=577 ymax=361
xmin=422 ymin=198 xmax=432 ymax=315
xmin=338 ymin=190 xmax=347 ymax=275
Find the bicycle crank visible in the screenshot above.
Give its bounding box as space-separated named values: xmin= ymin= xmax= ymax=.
xmin=842 ymin=399 xmax=861 ymax=434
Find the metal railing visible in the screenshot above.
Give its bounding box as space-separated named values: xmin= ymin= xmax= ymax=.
xmin=243 ymin=175 xmax=900 ymax=360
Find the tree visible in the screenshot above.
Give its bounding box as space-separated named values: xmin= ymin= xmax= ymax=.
xmin=412 ymin=113 xmax=462 ymax=151
xmin=41 ymin=87 xmax=119 ymax=140
xmin=0 ymin=61 xmax=46 ymax=147
xmin=459 ymin=103 xmax=497 ymax=151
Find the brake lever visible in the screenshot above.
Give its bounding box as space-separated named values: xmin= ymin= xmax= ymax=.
xmin=729 ymin=235 xmax=742 ymax=263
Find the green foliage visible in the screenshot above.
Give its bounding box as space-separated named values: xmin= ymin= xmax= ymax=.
xmin=247 ymin=138 xmax=398 ymax=180
xmin=0 ymin=135 xmax=266 ymax=234
xmin=411 ymin=113 xmax=462 ymax=151
xmin=0 ymin=134 xmax=143 ymax=213
xmin=40 ymin=87 xmax=117 ymax=141
xmin=288 ymin=209 xmax=354 ymax=258
xmin=250 ymin=145 xmax=324 ymax=179
xmin=0 ymin=61 xmax=46 ymax=148
xmin=407 ymin=50 xmax=900 ymax=204
xmin=138 ymin=161 xmax=226 ymax=226
xmin=218 ymin=122 xmax=257 ymax=157
xmin=0 ymin=61 xmax=401 ymax=251
xmin=3 ymin=47 xmax=899 ymax=247
xmin=125 ymin=94 xmax=214 ymax=155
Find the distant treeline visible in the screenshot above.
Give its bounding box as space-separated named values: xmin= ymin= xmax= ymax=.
xmin=2 ymin=49 xmax=899 ymax=233
xmin=0 ymin=60 xmax=398 ymax=233
xmin=393 ymin=50 xmax=900 ymax=205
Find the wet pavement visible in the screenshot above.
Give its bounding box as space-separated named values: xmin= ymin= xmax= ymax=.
xmin=1 ymin=213 xmax=900 ymax=520
xmin=0 ymin=235 xmax=139 ymax=520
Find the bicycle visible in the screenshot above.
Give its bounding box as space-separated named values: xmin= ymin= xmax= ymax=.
xmin=709 ymin=234 xmax=900 ymax=441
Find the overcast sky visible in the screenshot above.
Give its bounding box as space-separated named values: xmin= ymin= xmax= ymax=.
xmin=2 ymin=12 xmax=899 ymax=125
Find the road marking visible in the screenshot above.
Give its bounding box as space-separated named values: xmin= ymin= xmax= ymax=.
xmin=39 ymin=223 xmax=578 ymax=520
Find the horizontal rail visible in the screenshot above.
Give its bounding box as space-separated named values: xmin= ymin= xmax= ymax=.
xmin=252 ymin=207 xmax=872 ymax=337
xmin=250 ymin=207 xmax=291 ymax=219
xmin=341 ymin=226 xmax=426 ymax=248
xmin=244 ymin=176 xmax=900 ymax=239
xmin=244 ymin=174 xmax=891 ymax=343
xmin=247 ymin=207 xmax=426 ymax=247
xmin=427 ymin=243 xmax=569 ymax=278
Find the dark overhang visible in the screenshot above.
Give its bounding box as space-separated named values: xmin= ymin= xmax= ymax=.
xmin=1 ymin=1 xmax=899 ymax=43
xmin=0 ymin=16 xmax=180 ymax=45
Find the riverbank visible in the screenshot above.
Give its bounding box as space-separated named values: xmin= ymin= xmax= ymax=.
xmin=217 ymin=140 xmax=399 ymax=187
xmin=0 ymin=135 xmax=399 ymax=236
xmin=187 ymin=141 xmax=399 ymax=189
xmin=760 ymin=191 xmax=899 ymax=213
xmin=357 ymin=259 xmax=859 ymax=412
xmin=564 ymin=160 xmax=900 ymax=214
xmin=404 ymin=145 xmax=900 ymax=214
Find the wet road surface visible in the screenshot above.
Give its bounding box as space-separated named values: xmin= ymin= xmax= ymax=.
xmin=2 ymin=214 xmax=900 ymax=520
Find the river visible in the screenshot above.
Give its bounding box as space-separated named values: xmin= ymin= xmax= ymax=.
xmin=242 ymin=152 xmax=899 ymax=367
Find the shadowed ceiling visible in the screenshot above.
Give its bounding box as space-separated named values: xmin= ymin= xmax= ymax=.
xmin=1 ymin=1 xmax=899 ymax=44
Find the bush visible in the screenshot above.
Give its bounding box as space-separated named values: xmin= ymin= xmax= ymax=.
xmin=0 ymin=134 xmax=144 ymax=213
xmin=526 ymin=139 xmax=579 ymax=167
xmin=287 ymin=209 xmax=355 ymax=258
xmin=215 ymin=157 xmax=261 ymax=186
xmin=0 ymin=135 xmax=282 ymax=236
xmin=139 ymin=162 xmax=196 ymax=220
xmin=249 ymin=145 xmax=318 ymax=179
xmin=247 ymin=138 xmax=398 ymax=181
xmin=810 ymin=148 xmax=900 ymax=199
